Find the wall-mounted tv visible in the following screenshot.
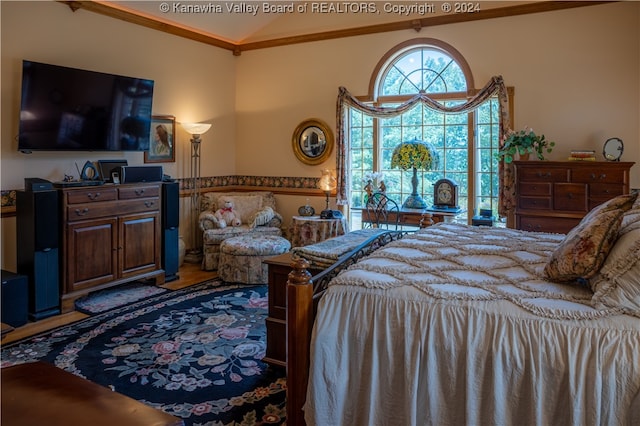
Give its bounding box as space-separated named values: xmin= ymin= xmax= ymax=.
xmin=18 ymin=60 xmax=154 ymax=152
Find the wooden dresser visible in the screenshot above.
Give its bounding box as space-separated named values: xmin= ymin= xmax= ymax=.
xmin=514 ymin=161 xmax=634 ymax=234
xmin=262 ymin=252 xmax=323 ymax=367
xmin=60 ymin=183 xmax=164 ymax=312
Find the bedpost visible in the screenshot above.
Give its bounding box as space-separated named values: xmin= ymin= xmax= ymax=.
xmin=286 ymin=257 xmax=313 ymax=426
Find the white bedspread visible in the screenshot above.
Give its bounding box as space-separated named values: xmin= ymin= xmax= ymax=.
xmin=304 ymin=224 xmax=640 ymax=426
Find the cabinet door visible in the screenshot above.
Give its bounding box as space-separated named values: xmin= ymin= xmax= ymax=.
xmin=66 ymin=218 xmax=118 ymax=293
xmin=119 ymin=212 xmax=161 ymax=278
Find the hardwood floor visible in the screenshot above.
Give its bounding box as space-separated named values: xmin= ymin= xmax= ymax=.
xmin=1 ymin=263 xmax=218 ymax=345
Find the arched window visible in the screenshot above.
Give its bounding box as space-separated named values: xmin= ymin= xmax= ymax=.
xmin=346 ymin=39 xmax=509 ymax=227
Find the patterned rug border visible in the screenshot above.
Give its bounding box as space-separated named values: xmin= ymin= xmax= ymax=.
xmin=0 ymin=279 xmax=285 ymax=426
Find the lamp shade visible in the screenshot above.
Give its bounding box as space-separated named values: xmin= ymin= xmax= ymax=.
xmin=182 ymin=122 xmax=211 ymax=136
xmin=318 ymin=169 xmax=337 ymax=192
xmin=390 ymin=138 xmax=439 ymax=171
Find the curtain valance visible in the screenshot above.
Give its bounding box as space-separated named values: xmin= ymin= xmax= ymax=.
xmin=335 ymin=75 xmax=514 ymax=217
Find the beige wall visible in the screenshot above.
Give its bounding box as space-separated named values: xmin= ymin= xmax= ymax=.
xmin=236 ymin=2 xmax=639 ymax=177
xmin=1 ymin=1 xmax=237 ymax=269
xmin=2 ymin=1 xmax=639 ymax=270
xmin=236 ymin=1 xmax=640 ymax=223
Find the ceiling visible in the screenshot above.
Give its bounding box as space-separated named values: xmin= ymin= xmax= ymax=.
xmin=115 ymin=0 xmax=283 ymax=43
xmin=62 ymin=1 xmax=614 ymax=53
xmin=106 ymin=0 xmax=539 ymax=43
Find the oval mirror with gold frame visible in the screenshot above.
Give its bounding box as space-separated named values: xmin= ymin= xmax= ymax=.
xmin=292 ymin=118 xmax=334 ymax=165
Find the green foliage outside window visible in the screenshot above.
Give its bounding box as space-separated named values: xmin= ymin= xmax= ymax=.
xmin=349 ymin=45 xmax=502 ymax=220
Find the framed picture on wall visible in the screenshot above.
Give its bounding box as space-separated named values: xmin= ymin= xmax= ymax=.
xmin=144 ymin=115 xmax=176 ymax=163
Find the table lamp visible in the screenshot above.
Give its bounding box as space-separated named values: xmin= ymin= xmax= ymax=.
xmin=318 ymin=169 xmax=341 ymax=219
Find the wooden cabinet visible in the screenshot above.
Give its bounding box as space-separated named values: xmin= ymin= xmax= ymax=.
xmin=60 ymin=183 xmax=164 ymax=312
xmin=514 ymin=161 xmax=634 ymax=234
xmin=262 ymin=252 xmax=323 ymax=367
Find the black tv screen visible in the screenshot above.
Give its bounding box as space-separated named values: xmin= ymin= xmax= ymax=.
xmin=18 ymin=60 xmax=154 ymax=152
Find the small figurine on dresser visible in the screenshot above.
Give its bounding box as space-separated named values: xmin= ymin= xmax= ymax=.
xmin=364 ymin=180 xmax=374 ymax=203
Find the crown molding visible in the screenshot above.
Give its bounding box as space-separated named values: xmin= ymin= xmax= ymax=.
xmin=60 ymin=1 xmax=616 ymax=56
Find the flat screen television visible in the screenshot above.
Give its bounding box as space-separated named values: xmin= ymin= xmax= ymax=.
xmin=18 ymin=60 xmax=154 ymax=152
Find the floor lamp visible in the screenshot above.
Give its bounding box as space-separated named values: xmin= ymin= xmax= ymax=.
xmin=182 ymin=122 xmax=211 ymax=264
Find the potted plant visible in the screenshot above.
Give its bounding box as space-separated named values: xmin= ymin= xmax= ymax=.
xmin=496 ymin=127 xmax=555 ymax=163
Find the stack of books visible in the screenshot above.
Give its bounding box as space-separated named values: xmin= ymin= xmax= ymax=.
xmin=568 ymin=150 xmax=596 ymax=161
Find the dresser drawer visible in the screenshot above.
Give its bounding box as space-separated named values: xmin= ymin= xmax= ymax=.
xmin=119 ymin=185 xmax=160 ymax=200
xmin=519 ymin=197 xmax=551 ymax=210
xmin=518 ymin=215 xmax=580 ymax=234
xmin=67 ymin=198 xmax=160 ymax=222
xmin=67 ymin=200 xmax=120 ymax=221
xmin=519 ymin=182 xmax=551 ymax=196
xmin=398 ymin=212 xmax=423 ymax=226
xmin=65 ymin=188 xmax=117 ymax=205
xmin=589 ymin=183 xmax=625 ymax=198
xmin=553 ymin=183 xmax=587 ymax=212
xmin=518 ymin=167 xmax=568 ymax=182
xmin=572 ymin=168 xmax=627 ymax=184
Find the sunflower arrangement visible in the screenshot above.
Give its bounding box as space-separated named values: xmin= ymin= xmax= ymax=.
xmin=391 ymin=138 xmax=439 ymax=209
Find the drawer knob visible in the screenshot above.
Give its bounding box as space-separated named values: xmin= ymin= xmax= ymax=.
xmin=135 ymin=189 xmax=146 ymax=196
xmin=87 ymin=192 xmax=100 ymax=200
xmin=75 ymin=208 xmax=89 ymax=216
xmin=144 ymin=201 xmax=155 ymax=208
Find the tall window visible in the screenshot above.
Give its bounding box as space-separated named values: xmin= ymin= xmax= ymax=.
xmin=348 ymin=40 xmax=504 ymax=225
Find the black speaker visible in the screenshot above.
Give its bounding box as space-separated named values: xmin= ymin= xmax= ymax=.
xmin=162 ymin=181 xmax=179 ymax=229
xmin=120 ymin=166 xmax=163 ymax=183
xmin=17 ymin=189 xmax=61 ymax=320
xmin=162 ymin=182 xmax=179 ymax=281
xmin=1 ymin=270 xmax=28 ymax=327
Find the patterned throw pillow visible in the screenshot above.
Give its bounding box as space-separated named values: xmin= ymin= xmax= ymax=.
xmin=543 ymin=193 xmax=638 ymax=282
xmin=248 ymin=207 xmax=275 ymax=228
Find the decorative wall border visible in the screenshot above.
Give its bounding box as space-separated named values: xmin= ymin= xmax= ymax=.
xmin=1 ymin=175 xmax=322 ymax=214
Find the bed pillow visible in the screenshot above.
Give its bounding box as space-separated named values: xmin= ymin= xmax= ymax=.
xmin=543 ymin=193 xmax=638 ymax=282
xmin=621 ymin=193 xmax=640 ymax=232
xmin=589 ymin=227 xmax=640 ymax=315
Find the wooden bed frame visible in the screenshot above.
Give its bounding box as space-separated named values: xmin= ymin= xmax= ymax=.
xmin=285 ymin=230 xmax=403 ymax=425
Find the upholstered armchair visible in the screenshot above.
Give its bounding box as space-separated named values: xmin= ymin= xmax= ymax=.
xmin=199 ymin=191 xmax=284 ymax=270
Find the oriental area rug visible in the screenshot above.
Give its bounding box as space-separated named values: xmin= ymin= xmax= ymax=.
xmin=0 ymin=281 xmax=286 ymax=426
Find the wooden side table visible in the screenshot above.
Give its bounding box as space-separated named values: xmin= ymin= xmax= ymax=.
xmin=360 ymin=207 xmax=463 ymax=229
xmin=289 ymin=215 xmax=349 ymax=247
xmin=1 ymin=361 xmax=183 ymax=426
xmin=262 ymin=252 xmax=323 ymax=367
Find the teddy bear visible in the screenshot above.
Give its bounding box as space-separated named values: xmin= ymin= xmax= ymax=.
xmin=214 ymin=200 xmax=241 ymax=229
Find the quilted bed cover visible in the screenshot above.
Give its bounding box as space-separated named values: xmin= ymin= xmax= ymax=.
xmin=304 ymin=223 xmax=640 ymax=426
